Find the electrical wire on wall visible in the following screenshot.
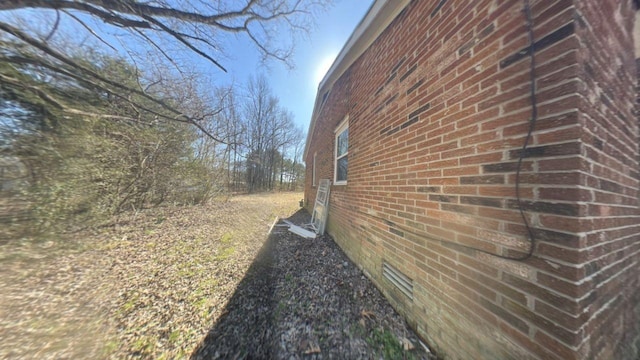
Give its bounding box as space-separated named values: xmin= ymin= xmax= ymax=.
xmin=456 ymin=0 xmax=539 ymax=261
xmin=362 ymin=0 xmax=539 ymax=262
xmin=509 ymin=0 xmax=538 ymax=261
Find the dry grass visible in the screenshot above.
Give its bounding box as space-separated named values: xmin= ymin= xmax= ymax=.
xmin=0 ymin=192 xmax=303 ymax=359
xmin=0 ymin=192 xmax=434 ymax=360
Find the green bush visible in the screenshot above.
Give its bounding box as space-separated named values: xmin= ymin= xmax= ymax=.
xmin=2 ymin=56 xmax=227 ymax=237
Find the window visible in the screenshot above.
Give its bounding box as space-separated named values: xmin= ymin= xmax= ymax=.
xmin=334 ymin=116 xmax=349 ymax=185
xmin=312 ymin=152 xmax=317 ymax=187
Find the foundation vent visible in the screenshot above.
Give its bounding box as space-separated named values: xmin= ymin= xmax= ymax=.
xmin=382 ymin=261 xmax=413 ymax=300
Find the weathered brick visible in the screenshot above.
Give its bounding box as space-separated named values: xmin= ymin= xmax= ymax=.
xmin=534 ymin=330 xmax=579 ymax=360
xmin=460 ymin=175 xmax=505 ymax=184
xmin=480 ymin=298 xmax=529 ymax=334
xmin=509 ymin=142 xmax=581 ymax=159
xmin=500 ymin=22 xmax=575 ymax=69
xmin=429 ymin=194 xmax=458 ymax=203
xmin=460 ymin=196 xmax=503 ymax=208
xmin=531 ymin=228 xmax=581 ymax=248
xmin=506 ymin=199 xmax=580 ymax=217
xmin=483 ymin=161 xmax=526 ymax=173
xmin=502 ymin=297 xmax=583 ymax=346
xmin=303 ymin=0 xmax=640 ymax=358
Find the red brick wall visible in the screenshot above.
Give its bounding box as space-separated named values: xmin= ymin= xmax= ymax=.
xmin=572 ymin=1 xmax=640 ymax=358
xmin=304 ymin=0 xmax=640 ymax=358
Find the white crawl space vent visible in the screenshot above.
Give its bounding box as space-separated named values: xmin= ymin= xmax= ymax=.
xmin=382 ymin=261 xmax=413 ymax=300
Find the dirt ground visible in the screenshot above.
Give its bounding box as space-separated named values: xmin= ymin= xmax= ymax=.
xmin=0 ymin=193 xmax=435 ymax=359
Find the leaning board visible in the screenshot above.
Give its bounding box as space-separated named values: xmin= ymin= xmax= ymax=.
xmin=310 ymin=179 xmax=331 ymax=235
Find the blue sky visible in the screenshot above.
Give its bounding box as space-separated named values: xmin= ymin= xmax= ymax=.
xmin=2 ymin=1 xmax=373 ymax=134
xmin=215 ymin=1 xmax=374 ymax=131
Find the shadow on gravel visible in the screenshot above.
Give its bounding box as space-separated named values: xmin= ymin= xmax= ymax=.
xmin=191 ymin=209 xmax=436 ymax=360
xmin=190 ymin=210 xmax=308 ymax=359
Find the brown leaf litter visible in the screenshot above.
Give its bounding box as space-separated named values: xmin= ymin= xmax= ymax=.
xmin=0 ymin=193 xmax=437 ymax=359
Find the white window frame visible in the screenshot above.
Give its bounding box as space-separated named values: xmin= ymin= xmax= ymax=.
xmin=312 ymin=152 xmax=317 ymax=187
xmin=334 ymin=116 xmax=349 ymax=185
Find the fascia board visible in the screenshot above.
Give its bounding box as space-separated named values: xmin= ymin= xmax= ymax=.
xmin=303 ymin=0 xmax=411 ymax=159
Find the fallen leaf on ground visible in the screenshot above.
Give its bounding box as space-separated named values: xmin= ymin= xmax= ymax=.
xmin=304 ymin=343 xmax=321 ymax=354
xmin=361 ymin=309 xmax=375 ymax=319
xmin=401 ymin=337 xmax=415 ymax=351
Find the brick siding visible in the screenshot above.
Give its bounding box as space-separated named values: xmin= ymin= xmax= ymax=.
xmin=304 ymin=0 xmax=640 ymax=358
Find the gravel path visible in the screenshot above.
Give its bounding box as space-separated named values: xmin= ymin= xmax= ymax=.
xmin=192 ymin=210 xmax=436 ymax=360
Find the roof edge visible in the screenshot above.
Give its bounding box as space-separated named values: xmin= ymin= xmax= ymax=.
xmin=303 ymin=0 xmax=411 ymax=159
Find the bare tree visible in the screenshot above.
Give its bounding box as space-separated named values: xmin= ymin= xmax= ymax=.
xmin=216 ymin=88 xmax=245 ymax=191
xmin=0 ymin=0 xmax=328 ymax=142
xmin=240 ymin=74 xmax=301 ymax=192
xmin=243 ymin=74 xmax=275 ymax=191
xmin=283 ymin=125 xmax=305 ymax=190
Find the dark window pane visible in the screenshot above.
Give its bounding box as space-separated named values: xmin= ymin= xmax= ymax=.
xmin=337 ymin=128 xmax=348 ymax=156
xmin=337 ymin=155 xmax=348 ymax=181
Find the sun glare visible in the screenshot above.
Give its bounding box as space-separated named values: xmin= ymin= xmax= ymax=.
xmin=314 ymin=53 xmax=337 ymax=86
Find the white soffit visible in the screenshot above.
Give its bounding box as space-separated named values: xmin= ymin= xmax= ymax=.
xmin=304 ymin=0 xmax=411 ymax=158
xmin=318 ymin=0 xmax=410 ymax=91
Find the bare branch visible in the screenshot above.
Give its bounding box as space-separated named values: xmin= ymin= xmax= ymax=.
xmin=0 ymin=0 xmax=318 ymax=64
xmin=131 ymin=28 xmax=185 ymax=76
xmin=0 ymin=0 xmax=328 ymax=144
xmin=0 ymin=72 xmax=63 ymax=109
xmin=0 ymin=72 xmax=149 ymax=123
xmin=2 ymin=49 xmax=232 ymax=144
xmin=62 ymin=10 xmax=119 ymax=52
xmin=139 ymin=14 xmax=227 ymax=72
xmin=44 ymin=10 xmax=60 ymax=42
xmin=0 ymin=23 xmax=184 ymax=119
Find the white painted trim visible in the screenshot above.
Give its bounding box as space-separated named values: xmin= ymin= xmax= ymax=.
xmin=312 ymin=152 xmax=317 ymax=187
xmin=334 ymin=116 xmax=349 ymax=185
xmin=334 ymin=115 xmax=350 ymax=134
xmin=288 ymin=224 xmax=317 ymax=239
xmin=318 ymin=0 xmax=385 ymax=91
xmin=303 ymin=0 xmax=411 ymax=159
